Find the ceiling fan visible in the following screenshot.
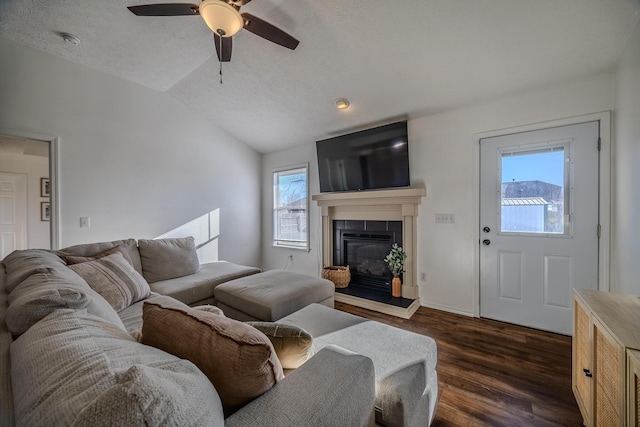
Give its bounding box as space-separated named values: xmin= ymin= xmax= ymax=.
xmin=127 ymin=0 xmax=299 ymax=63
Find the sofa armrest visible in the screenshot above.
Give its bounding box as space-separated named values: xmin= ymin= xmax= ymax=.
xmin=225 ymin=345 xmax=375 ymax=427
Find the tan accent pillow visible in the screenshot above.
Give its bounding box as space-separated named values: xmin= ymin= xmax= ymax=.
xmin=247 ymin=322 xmax=315 ymax=370
xmin=141 ymin=302 xmax=284 ymax=415
xmin=138 ymin=237 xmax=201 ymax=283
xmin=64 ymin=245 xmax=135 ymax=268
xmin=193 ymin=305 xmax=225 ymax=316
xmin=68 ymin=252 xmax=151 ymax=311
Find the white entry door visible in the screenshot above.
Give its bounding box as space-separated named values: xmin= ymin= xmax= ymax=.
xmin=0 ymin=173 xmax=27 ymax=258
xmin=479 ymin=121 xmax=599 ymax=335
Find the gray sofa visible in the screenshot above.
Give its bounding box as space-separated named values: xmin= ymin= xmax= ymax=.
xmin=61 ymin=237 xmax=262 ymax=306
xmin=0 ymin=239 xmax=376 ymax=426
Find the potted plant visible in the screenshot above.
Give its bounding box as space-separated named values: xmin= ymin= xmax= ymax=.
xmin=384 ymin=243 xmax=407 ymax=297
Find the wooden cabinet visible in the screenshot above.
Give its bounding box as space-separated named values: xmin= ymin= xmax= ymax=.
xmin=573 ymin=289 xmax=640 ymax=427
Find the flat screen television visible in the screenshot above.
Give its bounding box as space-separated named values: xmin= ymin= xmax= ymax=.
xmin=316 ymin=121 xmax=410 ymax=193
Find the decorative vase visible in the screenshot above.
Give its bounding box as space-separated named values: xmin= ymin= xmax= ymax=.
xmin=392 ymin=276 xmax=402 ymax=298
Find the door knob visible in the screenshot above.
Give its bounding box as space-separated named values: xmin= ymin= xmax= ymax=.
xmin=483 ymin=227 xmax=490 ymax=233
xmin=482 ymin=239 xmax=491 ymax=246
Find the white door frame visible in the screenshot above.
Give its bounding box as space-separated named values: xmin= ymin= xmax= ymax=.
xmin=0 ymin=127 xmax=61 ymax=249
xmin=472 ymin=111 xmax=611 ymax=317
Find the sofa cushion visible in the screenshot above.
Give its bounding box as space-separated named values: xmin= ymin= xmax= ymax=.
xmin=2 ymin=249 xmax=66 ymax=293
xmin=5 ymin=267 xmax=126 ymax=335
xmin=65 ymin=245 xmax=135 ymax=268
xmin=60 ymin=238 xmax=143 ymax=275
xmin=68 ymin=253 xmax=151 ymax=312
xmin=0 ymin=268 xmax=15 ymax=427
xmin=147 ymin=261 xmax=261 ymax=306
xmin=138 ymin=237 xmax=200 ymax=283
xmin=141 ymin=301 xmax=284 ymax=415
xmin=72 ymin=363 xmax=222 ymax=427
xmin=118 ymin=293 xmax=192 ymax=332
xmin=246 ymin=322 xmax=315 ymax=370
xmin=10 ymin=308 xmax=224 ymax=426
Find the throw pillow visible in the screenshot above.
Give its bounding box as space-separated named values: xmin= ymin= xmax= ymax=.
xmin=246 ymin=322 xmax=315 ymax=370
xmin=68 ymin=252 xmax=151 ymax=311
xmin=141 ymin=302 xmax=284 ymax=415
xmin=193 ymin=305 xmax=225 ymax=316
xmin=5 ymin=266 xmax=127 ymax=335
xmin=60 ymin=238 xmax=143 ymax=274
xmin=64 ymin=245 xmax=135 ymax=268
xmin=2 ymin=249 xmax=67 ymax=293
xmin=138 ymin=237 xmax=200 ymax=283
xmin=72 ymin=364 xmax=224 ymax=427
xmin=11 ymin=309 xmax=224 ymax=426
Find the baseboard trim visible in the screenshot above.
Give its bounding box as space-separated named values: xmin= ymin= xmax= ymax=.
xmin=335 ymin=293 xmax=421 ymax=319
xmin=420 ymin=301 xmax=475 ymax=317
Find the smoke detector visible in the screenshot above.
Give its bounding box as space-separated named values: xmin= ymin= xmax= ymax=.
xmin=60 ymin=33 xmax=81 ymax=47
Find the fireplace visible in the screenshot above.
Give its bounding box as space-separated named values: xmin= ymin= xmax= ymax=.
xmin=312 ymin=187 xmax=425 ymax=318
xmin=333 ymin=220 xmax=402 ymax=293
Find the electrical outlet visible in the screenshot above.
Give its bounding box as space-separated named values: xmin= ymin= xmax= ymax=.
xmin=80 ymin=217 xmax=90 ymax=228
xmin=420 ymin=272 xmax=426 ymax=281
xmin=288 ymin=255 xmax=293 ymax=261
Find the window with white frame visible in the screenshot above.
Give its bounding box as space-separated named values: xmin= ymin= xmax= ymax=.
xmin=273 ymin=165 xmax=309 ymax=249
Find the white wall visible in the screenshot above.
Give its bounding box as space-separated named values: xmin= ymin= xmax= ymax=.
xmin=262 ymin=73 xmax=615 ymax=315
xmin=0 ymin=38 xmax=261 ymax=267
xmin=411 ymin=74 xmax=613 ymax=315
xmin=0 ymin=154 xmax=50 ymax=248
xmin=612 ymin=21 xmax=640 ymax=295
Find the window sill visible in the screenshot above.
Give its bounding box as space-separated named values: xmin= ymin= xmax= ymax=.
xmin=272 ymin=243 xmax=310 ymax=252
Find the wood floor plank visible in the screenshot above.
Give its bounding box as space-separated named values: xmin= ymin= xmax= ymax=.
xmin=334 ymin=302 xmax=584 ymax=426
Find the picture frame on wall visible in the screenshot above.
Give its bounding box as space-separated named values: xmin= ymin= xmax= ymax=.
xmin=40 ymin=178 xmax=50 ymax=197
xmin=41 ymin=202 xmax=50 ymax=221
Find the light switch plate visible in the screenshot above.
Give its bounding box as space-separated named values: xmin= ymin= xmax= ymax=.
xmin=80 ymin=217 xmax=90 ymax=228
xmin=435 ymin=213 xmax=455 ymax=224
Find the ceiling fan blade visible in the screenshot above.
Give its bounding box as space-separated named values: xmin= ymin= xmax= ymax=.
xmin=214 ymin=34 xmax=232 ymax=62
xmin=127 ymin=3 xmax=200 ymax=16
xmin=241 ymin=13 xmax=299 ymax=50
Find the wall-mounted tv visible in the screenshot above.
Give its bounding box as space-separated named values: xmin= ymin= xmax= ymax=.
xmin=316 ymin=121 xmax=410 ymax=193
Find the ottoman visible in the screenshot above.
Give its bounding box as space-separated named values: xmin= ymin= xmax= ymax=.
xmin=279 ymin=303 xmax=439 ymax=427
xmin=213 ymin=269 xmax=334 ymax=321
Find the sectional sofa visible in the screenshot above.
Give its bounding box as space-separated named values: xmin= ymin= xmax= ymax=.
xmin=0 ymin=237 xmax=438 ymax=426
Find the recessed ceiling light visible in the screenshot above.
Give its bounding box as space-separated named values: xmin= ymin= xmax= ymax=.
xmin=335 ymin=98 xmax=350 ymax=110
xmin=60 ymin=33 xmax=81 ymax=47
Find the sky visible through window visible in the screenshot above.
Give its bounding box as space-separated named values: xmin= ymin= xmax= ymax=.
xmin=278 ymin=172 xmax=307 ymax=204
xmin=501 ymin=150 xmax=564 ymax=186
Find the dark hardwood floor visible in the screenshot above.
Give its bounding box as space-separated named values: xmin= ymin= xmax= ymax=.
xmin=334 ymin=302 xmax=584 ymax=427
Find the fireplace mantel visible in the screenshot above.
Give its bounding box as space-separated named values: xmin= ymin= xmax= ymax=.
xmin=312 ymin=187 xmax=426 ymax=309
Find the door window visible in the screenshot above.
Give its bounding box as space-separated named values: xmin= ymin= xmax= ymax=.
xmin=499 ymin=144 xmax=569 ymax=236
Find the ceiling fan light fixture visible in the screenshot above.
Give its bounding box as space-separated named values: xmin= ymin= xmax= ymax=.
xmin=200 ymin=0 xmax=244 ymax=37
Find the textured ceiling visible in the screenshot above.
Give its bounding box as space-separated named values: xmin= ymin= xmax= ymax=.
xmin=1 ymin=0 xmax=639 ymax=153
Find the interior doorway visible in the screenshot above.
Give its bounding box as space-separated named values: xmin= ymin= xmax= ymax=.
xmin=0 ymin=173 xmax=27 ymax=258
xmin=0 ymin=131 xmax=59 ymax=251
